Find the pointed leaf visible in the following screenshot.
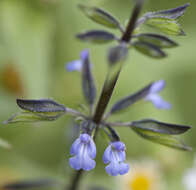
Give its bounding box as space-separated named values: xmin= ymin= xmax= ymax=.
xmin=76 ymin=30 xmax=116 ymax=44
xmin=16 ymin=99 xmax=66 ymax=113
xmin=81 ymin=51 xmax=96 ymax=105
xmin=78 ymin=5 xmax=122 ymax=30
xmin=146 ymin=3 xmax=190 ymax=19
xmin=146 ymin=18 xmax=185 ymax=36
xmin=136 ymin=33 xmax=178 ymax=48
xmin=2 ymin=179 xmax=58 ymax=189
xmin=3 ymin=111 xmax=65 ymax=124
xmin=132 ymin=127 xmax=191 ymax=151
xmin=109 ymin=83 xmax=152 ymax=114
xmin=108 ymin=44 xmax=128 ymax=65
xmin=131 ymin=119 xmax=191 ymax=135
xmin=133 ymin=41 xmax=167 ymax=58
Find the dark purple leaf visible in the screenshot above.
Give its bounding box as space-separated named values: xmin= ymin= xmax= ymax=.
xmin=109 ymin=83 xmax=152 ymax=114
xmin=76 ymin=30 xmax=116 ymax=44
xmin=82 ymin=53 xmax=96 ymax=106
xmin=17 ymin=99 xmax=66 ymax=113
xmin=130 ymin=119 xmax=191 ymax=135
xmin=147 ymin=3 xmax=190 ymax=19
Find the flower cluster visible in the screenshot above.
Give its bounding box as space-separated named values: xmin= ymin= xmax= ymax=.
xmin=65 ymin=49 xmax=175 ymax=176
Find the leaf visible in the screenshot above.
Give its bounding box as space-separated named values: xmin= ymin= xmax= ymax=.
xmin=108 ymin=44 xmax=128 ymax=65
xmin=0 ymin=138 xmax=12 ymax=149
xmin=78 ymin=4 xmax=122 ymax=30
xmin=132 ymin=127 xmax=192 ymax=151
xmin=146 ymin=18 xmax=185 ymax=36
xmin=82 ymin=51 xmax=97 ymax=105
xmin=16 ymin=99 xmax=66 ymax=113
xmin=109 ymin=83 xmax=152 ymax=114
xmin=131 ymin=119 xmax=191 ymax=135
xmin=133 ymin=41 xmax=166 ymax=58
xmin=2 ymin=179 xmax=58 ymax=189
xmin=3 ymin=111 xmax=65 ymax=124
xmin=76 ymin=30 xmax=116 ymax=44
xmin=146 ymin=3 xmax=190 ymax=20
xmin=136 ymin=33 xmax=178 ymax=48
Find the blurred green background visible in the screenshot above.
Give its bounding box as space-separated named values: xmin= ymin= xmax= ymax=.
xmin=0 ymin=0 xmax=195 ymax=189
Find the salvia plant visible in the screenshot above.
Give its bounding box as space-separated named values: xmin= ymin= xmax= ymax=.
xmin=3 ymin=1 xmax=192 ymax=190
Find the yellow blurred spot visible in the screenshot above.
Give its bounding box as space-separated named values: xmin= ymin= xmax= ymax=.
xmin=129 ymin=173 xmax=152 ymax=190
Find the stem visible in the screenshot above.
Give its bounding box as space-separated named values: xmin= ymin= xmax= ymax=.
xmin=68 ymin=1 xmax=144 ymax=189
xmin=69 ymin=170 xmax=84 ymax=190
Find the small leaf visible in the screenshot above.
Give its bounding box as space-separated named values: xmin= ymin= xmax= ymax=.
xmin=133 ymin=41 xmax=166 ymax=58
xmin=0 ymin=138 xmax=12 ymax=149
xmin=146 ymin=18 xmax=185 ymax=36
xmin=136 ymin=33 xmax=178 ymax=48
xmin=131 ymin=119 xmax=191 ymax=135
xmin=3 ymin=111 xmax=64 ymax=124
xmin=2 ymin=179 xmax=58 ymax=189
xmin=109 ymin=83 xmax=152 ymax=114
xmin=108 ymin=44 xmax=128 ymax=65
xmin=146 ymin=3 xmax=190 ymax=20
xmin=78 ymin=4 xmax=122 ymax=30
xmin=16 ymin=99 xmax=66 ymax=113
xmin=81 ymin=51 xmax=97 ymax=106
xmin=76 ymin=30 xmax=116 ymax=44
xmin=132 ymin=127 xmax=191 ymax=151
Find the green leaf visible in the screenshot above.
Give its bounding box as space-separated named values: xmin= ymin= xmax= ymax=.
xmin=76 ymin=30 xmax=116 ymax=44
xmin=131 ymin=119 xmax=191 ymax=135
xmin=136 ymin=33 xmax=178 ymax=48
xmin=146 ymin=18 xmax=185 ymax=36
xmin=132 ymin=127 xmax=191 ymax=151
xmin=78 ymin=4 xmax=122 ymax=30
xmin=3 ymin=111 xmax=65 ymax=124
xmin=133 ymin=41 xmax=166 ymax=58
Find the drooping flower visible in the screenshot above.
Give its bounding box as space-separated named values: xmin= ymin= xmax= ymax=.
xmin=145 ymin=80 xmax=171 ymax=109
xmin=183 ymin=156 xmax=196 ymax=190
xmin=103 ymin=141 xmax=129 ymax=176
xmin=69 ymin=133 xmax=96 ymax=171
xmin=66 ymin=50 xmax=89 ymax=72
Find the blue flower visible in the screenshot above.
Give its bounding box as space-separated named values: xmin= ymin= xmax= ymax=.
xmin=69 ymin=133 xmax=96 ymax=171
xmin=103 ymin=141 xmax=129 ymax=176
xmin=145 ymin=80 xmax=171 ymax=109
xmin=66 ymin=50 xmax=89 ymax=72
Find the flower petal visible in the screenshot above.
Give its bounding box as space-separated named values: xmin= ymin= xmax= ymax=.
xmin=103 ymin=145 xmax=112 ymax=164
xmin=119 ymin=162 xmax=130 ymax=175
xmin=69 ymin=156 xmax=82 ymax=170
xmin=146 ymin=94 xmax=171 ymax=109
xmin=88 ymin=138 xmax=97 ymax=159
xmin=150 ymin=80 xmax=165 ymax=93
xmin=81 ymin=154 xmax=96 ymax=171
xmin=70 ymin=138 xmax=81 ymax=155
xmin=117 ymin=150 xmax=126 ymax=162
xmin=66 ymin=60 xmax=83 ymax=72
xmin=105 ymin=161 xmax=120 ymax=176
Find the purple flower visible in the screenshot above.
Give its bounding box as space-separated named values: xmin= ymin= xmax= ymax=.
xmin=69 ymin=133 xmax=96 ymax=171
xmin=103 ymin=141 xmax=130 ymax=176
xmin=66 ymin=50 xmax=89 ymax=72
xmin=145 ymin=80 xmax=171 ymax=109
